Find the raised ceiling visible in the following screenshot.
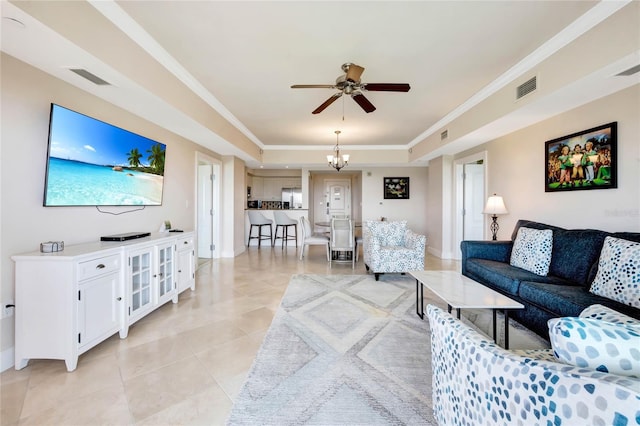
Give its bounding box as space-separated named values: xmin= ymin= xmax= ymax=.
xmin=2 ymin=1 xmax=638 ymax=168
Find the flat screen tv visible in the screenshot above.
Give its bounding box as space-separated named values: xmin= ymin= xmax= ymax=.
xmin=44 ymin=104 xmax=166 ymax=206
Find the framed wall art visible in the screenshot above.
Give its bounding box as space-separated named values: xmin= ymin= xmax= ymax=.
xmin=545 ymin=122 xmax=617 ymax=192
xmin=383 ymin=177 xmax=410 ymax=199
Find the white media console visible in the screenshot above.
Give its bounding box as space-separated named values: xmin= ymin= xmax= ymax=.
xmin=11 ymin=231 xmax=195 ymax=372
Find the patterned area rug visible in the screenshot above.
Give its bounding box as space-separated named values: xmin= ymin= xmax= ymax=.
xmin=226 ymin=274 xmax=547 ymax=425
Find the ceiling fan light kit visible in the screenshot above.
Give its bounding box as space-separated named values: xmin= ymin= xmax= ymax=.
xmin=292 ymin=62 xmax=410 ymax=114
xmin=328 ymin=130 xmax=348 ymax=172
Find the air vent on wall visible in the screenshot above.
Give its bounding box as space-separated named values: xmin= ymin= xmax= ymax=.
xmin=69 ymin=68 xmax=111 ymax=86
xmin=516 ymin=76 xmax=537 ymax=100
xmin=440 ymin=129 xmax=448 ymax=141
xmin=615 ymin=64 xmax=640 ymax=76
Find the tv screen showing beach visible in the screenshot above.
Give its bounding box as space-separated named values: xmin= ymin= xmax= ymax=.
xmin=44 ymin=104 xmax=166 ymax=206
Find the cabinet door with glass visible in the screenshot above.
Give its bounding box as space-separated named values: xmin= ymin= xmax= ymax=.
xmin=127 ymin=246 xmax=154 ymax=323
xmin=156 ymin=241 xmax=176 ymax=306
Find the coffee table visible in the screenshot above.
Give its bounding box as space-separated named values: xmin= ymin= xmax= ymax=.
xmin=410 ymin=270 xmax=524 ymax=349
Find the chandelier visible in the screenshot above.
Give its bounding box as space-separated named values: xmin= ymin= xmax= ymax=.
xmin=327 ymin=130 xmax=349 ymax=171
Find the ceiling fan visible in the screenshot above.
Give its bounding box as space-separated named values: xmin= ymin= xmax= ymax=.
xmin=291 ymin=62 xmax=410 ymax=114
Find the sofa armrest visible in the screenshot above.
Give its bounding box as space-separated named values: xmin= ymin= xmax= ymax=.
xmin=404 ymin=229 xmax=426 ymax=252
xmin=460 ymin=240 xmax=512 ymax=275
xmin=427 ymin=304 xmax=640 ymax=426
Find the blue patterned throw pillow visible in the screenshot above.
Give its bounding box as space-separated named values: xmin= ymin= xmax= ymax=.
xmin=510 ymin=227 xmax=553 ymax=276
xmin=590 ymin=236 xmax=640 ymax=308
xmin=580 ymin=304 xmax=639 ymax=325
xmin=548 ymin=316 xmax=640 ymax=378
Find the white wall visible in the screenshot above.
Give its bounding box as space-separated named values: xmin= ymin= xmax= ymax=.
xmin=361 ymin=167 xmax=429 ymax=236
xmin=0 ymin=54 xmax=222 ymax=367
xmin=455 ymin=84 xmax=640 ymax=240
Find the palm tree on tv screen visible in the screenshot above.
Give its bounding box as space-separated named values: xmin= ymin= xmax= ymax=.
xmin=147 ymin=143 xmax=165 ymax=175
xmin=127 ymin=148 xmax=143 ymax=168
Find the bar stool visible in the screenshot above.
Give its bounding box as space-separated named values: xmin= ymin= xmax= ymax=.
xmin=247 ymin=210 xmax=273 ymax=248
xmin=273 ymin=211 xmax=298 ymax=248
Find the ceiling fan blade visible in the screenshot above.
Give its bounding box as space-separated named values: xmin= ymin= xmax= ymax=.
xmin=312 ymin=92 xmax=342 ymax=114
xmin=362 ymin=83 xmax=411 ymax=92
xmin=352 ymin=92 xmax=376 ymax=113
xmin=291 ymin=84 xmax=336 ymax=89
xmin=345 ymin=64 xmax=365 ymax=82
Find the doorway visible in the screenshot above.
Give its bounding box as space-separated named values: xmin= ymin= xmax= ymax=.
xmin=196 ymin=153 xmax=221 ymax=267
xmin=454 ymin=152 xmax=487 ymax=259
xmin=322 ymin=179 xmax=352 ymax=222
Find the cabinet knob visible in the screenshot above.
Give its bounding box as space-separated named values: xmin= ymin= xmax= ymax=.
xmin=96 ymin=264 xmax=105 ymax=269
xmin=183 ymin=241 xmax=189 ymax=245
xmin=178 ymin=269 xmax=182 ymax=273
xmin=117 ymin=297 xmax=122 ymax=301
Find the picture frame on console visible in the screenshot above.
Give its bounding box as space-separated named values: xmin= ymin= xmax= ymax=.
xmin=545 ymin=122 xmax=617 ymax=192
xmin=383 ymin=177 xmax=410 ymax=199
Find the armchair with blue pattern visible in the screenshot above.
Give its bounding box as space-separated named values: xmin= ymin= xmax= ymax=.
xmin=363 ymin=220 xmax=426 ymax=281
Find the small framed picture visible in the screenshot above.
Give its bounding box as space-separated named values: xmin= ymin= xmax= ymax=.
xmin=545 ymin=122 xmax=617 ymax=192
xmin=383 ymin=177 xmax=410 ymax=199
xmin=164 ymin=220 xmax=172 ymax=230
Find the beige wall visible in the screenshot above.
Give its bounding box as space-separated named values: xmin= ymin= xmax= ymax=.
xmin=361 ymin=167 xmax=429 ymax=236
xmin=482 ymin=85 xmax=640 ymax=234
xmin=447 ymin=84 xmax=640 ymax=252
xmin=425 ymin=157 xmax=453 ymax=258
xmin=0 ymin=54 xmax=223 ymax=359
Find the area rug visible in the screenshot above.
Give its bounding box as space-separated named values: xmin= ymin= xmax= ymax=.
xmin=226 ymin=274 xmax=547 ymax=425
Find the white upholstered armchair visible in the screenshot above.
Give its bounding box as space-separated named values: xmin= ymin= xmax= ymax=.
xmin=363 ymin=220 xmax=426 ymax=280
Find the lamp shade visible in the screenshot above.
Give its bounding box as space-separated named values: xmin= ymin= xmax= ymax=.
xmin=483 ymin=194 xmax=508 ymax=215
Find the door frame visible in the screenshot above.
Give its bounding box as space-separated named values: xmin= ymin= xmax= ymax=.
xmin=195 ymin=152 xmax=221 ymax=264
xmin=453 ymin=151 xmax=488 ymax=260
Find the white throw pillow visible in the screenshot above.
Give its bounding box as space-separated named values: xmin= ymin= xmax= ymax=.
xmin=548 ymin=316 xmax=640 ymax=378
xmin=510 ymin=227 xmax=553 ymax=276
xmin=590 ymin=236 xmax=640 ymax=308
xmin=580 ymin=304 xmax=638 ymax=325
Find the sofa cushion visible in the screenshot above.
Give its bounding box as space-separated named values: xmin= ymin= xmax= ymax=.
xmin=519 ymin=281 xmax=640 ymax=319
xmin=510 ymin=227 xmax=553 ymax=276
xmin=465 ymin=258 xmax=568 ymax=296
xmin=590 ymin=236 xmax=640 ymax=308
xmin=548 ymin=229 xmax=608 ymax=286
xmin=548 ymin=316 xmax=640 ymax=378
xmin=511 ymin=220 xmax=608 ymax=286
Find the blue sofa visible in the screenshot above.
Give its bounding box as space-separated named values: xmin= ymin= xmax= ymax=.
xmin=461 ymin=219 xmax=640 ymax=338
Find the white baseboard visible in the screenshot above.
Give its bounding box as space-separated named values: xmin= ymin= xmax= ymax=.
xmin=1 ymin=346 xmax=14 ymax=372
xmin=427 ymin=246 xmax=443 ymax=258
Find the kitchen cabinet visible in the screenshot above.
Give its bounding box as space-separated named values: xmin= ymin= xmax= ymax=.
xmin=251 ymin=176 xmax=264 ymax=199
xmin=12 ymin=232 xmax=194 ymax=372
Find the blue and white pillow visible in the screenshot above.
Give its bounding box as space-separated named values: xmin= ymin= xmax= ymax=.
xmin=590 ymin=236 xmax=640 ymax=308
xmin=510 ymin=227 xmax=553 ymax=276
xmin=580 ymin=304 xmax=639 ymax=325
xmin=548 ymin=316 xmax=640 ymax=378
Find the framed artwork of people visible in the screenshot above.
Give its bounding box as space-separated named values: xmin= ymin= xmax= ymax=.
xmin=545 ymin=122 xmax=617 ymax=192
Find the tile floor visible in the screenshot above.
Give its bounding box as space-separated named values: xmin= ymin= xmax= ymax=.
xmin=1 ymin=245 xmax=459 ymax=425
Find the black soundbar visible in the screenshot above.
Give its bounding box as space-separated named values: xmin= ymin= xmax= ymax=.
xmin=100 ymin=232 xmax=151 ymax=242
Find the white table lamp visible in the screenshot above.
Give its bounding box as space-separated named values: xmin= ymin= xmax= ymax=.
xmin=483 ymin=194 xmax=508 ymax=240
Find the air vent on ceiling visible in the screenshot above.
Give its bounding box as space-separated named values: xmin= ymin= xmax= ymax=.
xmin=615 ymin=64 xmax=640 ymax=76
xmin=516 ymin=76 xmax=537 ymax=100
xmin=69 ymin=68 xmax=110 ymax=86
xmin=440 ymin=129 xmax=448 ymax=141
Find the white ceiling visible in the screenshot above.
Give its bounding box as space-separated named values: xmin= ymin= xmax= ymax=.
xmin=1 ymin=1 xmax=637 ymax=168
